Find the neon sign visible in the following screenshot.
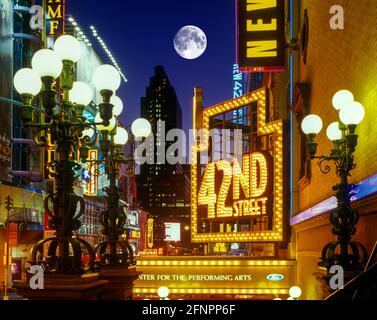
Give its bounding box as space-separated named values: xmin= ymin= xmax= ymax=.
xmin=191 ymin=88 xmax=284 ymax=243
xmin=237 ymin=0 xmax=285 ymax=72
xmin=46 ymin=0 xmax=65 ymax=36
xmin=84 ymin=150 xmax=98 ymax=196
xmin=198 ymin=152 xmax=272 ymax=219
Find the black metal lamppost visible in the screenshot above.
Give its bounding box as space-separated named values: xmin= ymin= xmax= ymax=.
xmin=12 ymin=34 xmax=123 ymax=276
xmin=301 ymin=90 xmax=368 ymax=272
xmin=80 ymin=107 xmax=151 ymax=269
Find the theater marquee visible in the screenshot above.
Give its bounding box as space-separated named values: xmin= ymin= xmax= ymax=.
xmin=191 ymin=88 xmax=285 ymax=243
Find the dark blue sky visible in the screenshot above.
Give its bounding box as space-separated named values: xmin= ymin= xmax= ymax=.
xmin=68 ymin=0 xmax=236 ymax=132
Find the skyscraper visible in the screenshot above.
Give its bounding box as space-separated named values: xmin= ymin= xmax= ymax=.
xmin=138 ymin=66 xmax=190 ymax=251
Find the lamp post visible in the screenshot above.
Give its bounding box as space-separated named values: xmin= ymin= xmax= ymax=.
xmin=301 ymin=90 xmax=367 ymax=272
xmin=82 ymin=114 xmax=151 ymax=300
xmin=12 ymin=34 xmax=121 ymax=277
xmin=87 ymin=116 xmax=151 ymax=268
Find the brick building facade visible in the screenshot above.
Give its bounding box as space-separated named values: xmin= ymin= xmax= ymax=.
xmin=290 ymin=0 xmax=377 ymax=299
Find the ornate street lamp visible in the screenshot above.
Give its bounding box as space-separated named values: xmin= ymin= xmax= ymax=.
xmin=301 ymin=90 xmax=367 ymax=272
xmin=13 ymin=34 xmax=121 ymax=276
xmin=91 ymin=114 xmax=152 ymax=268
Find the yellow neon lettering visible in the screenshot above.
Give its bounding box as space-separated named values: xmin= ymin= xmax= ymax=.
xmin=233 ymin=155 xmax=250 ymax=200
xmin=48 ymin=21 xmax=59 ymax=35
xmin=251 ymin=153 xmax=268 ymax=197
xmin=216 ymin=160 xmax=233 ymax=218
xmin=247 ymin=19 xmax=277 ymax=31
xmin=198 ymin=163 xmax=216 ymax=218
xmin=247 ymin=0 xmax=276 ymax=11
xmin=247 ymin=41 xmax=277 ymax=58
xmin=47 ymin=5 xmax=62 ymax=18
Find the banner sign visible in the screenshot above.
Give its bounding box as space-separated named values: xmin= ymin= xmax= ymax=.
xmin=46 ymin=0 xmax=66 ymax=37
xmin=237 ymin=0 xmax=285 ymax=72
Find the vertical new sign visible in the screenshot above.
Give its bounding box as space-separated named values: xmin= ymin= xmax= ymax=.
xmin=237 ymin=0 xmax=285 ymax=72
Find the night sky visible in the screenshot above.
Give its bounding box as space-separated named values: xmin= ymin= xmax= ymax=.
xmin=67 ymin=0 xmax=236 ymax=132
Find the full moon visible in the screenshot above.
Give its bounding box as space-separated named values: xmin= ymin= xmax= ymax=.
xmin=174 ymin=25 xmax=207 ymax=60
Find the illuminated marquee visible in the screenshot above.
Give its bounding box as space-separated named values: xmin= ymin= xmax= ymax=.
xmin=84 ymin=150 xmax=98 ymax=196
xmin=198 ymin=152 xmax=272 ymax=219
xmin=191 ymin=88 xmax=284 ymax=243
xmin=237 ymin=0 xmax=285 ymax=72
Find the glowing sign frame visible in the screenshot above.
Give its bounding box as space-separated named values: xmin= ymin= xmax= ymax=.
xmin=191 ymin=87 xmax=284 ymax=243
xmin=84 ymin=150 xmax=98 ymax=196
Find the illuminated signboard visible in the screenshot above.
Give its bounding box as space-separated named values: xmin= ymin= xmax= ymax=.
xmin=131 ymin=230 xmax=141 ymax=239
xmin=84 ymin=150 xmax=98 ymax=196
xmin=233 ymin=64 xmax=250 ymax=98
xmin=46 ymin=0 xmax=66 ymax=37
xmin=43 ymin=130 xmax=55 ymax=181
xmin=164 ymin=223 xmax=181 ymax=242
xmin=147 ymin=218 xmax=154 ymax=248
xmin=237 ymin=0 xmax=285 ymax=72
xmin=134 ymin=258 xmax=295 ymax=295
xmin=191 ymin=88 xmax=284 ymax=243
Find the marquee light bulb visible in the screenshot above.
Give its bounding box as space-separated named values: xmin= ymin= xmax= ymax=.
xmin=14 ymin=68 xmax=42 ymax=96
xmin=54 ymin=35 xmax=82 ymax=63
xmin=32 ymin=49 xmax=63 ymax=79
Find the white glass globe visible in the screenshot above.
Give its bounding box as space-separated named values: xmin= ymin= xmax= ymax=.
xmin=54 ymin=35 xmax=82 ymax=63
xmin=339 ymin=101 xmax=365 ymax=125
xmin=93 ymin=64 xmax=121 ymax=93
xmin=326 ymin=122 xmax=342 ymax=141
xmin=110 ymin=96 xmax=124 ymax=116
xmin=289 ymin=286 xmax=302 ymax=299
xmin=32 ymin=49 xmax=63 ymax=79
xmin=70 ymin=81 xmax=93 ymax=106
xmin=14 ymin=68 xmax=42 ymax=96
xmin=157 ymin=286 xmax=169 ymax=298
xmin=82 ymin=128 xmax=95 ymax=138
xmin=332 ymin=90 xmax=354 ymax=111
xmin=95 ymin=114 xmax=116 ymax=131
xmin=131 ymin=118 xmax=152 ymax=138
xmin=301 ymin=114 xmax=323 ymax=135
xmin=114 ymin=127 xmax=129 ymax=145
